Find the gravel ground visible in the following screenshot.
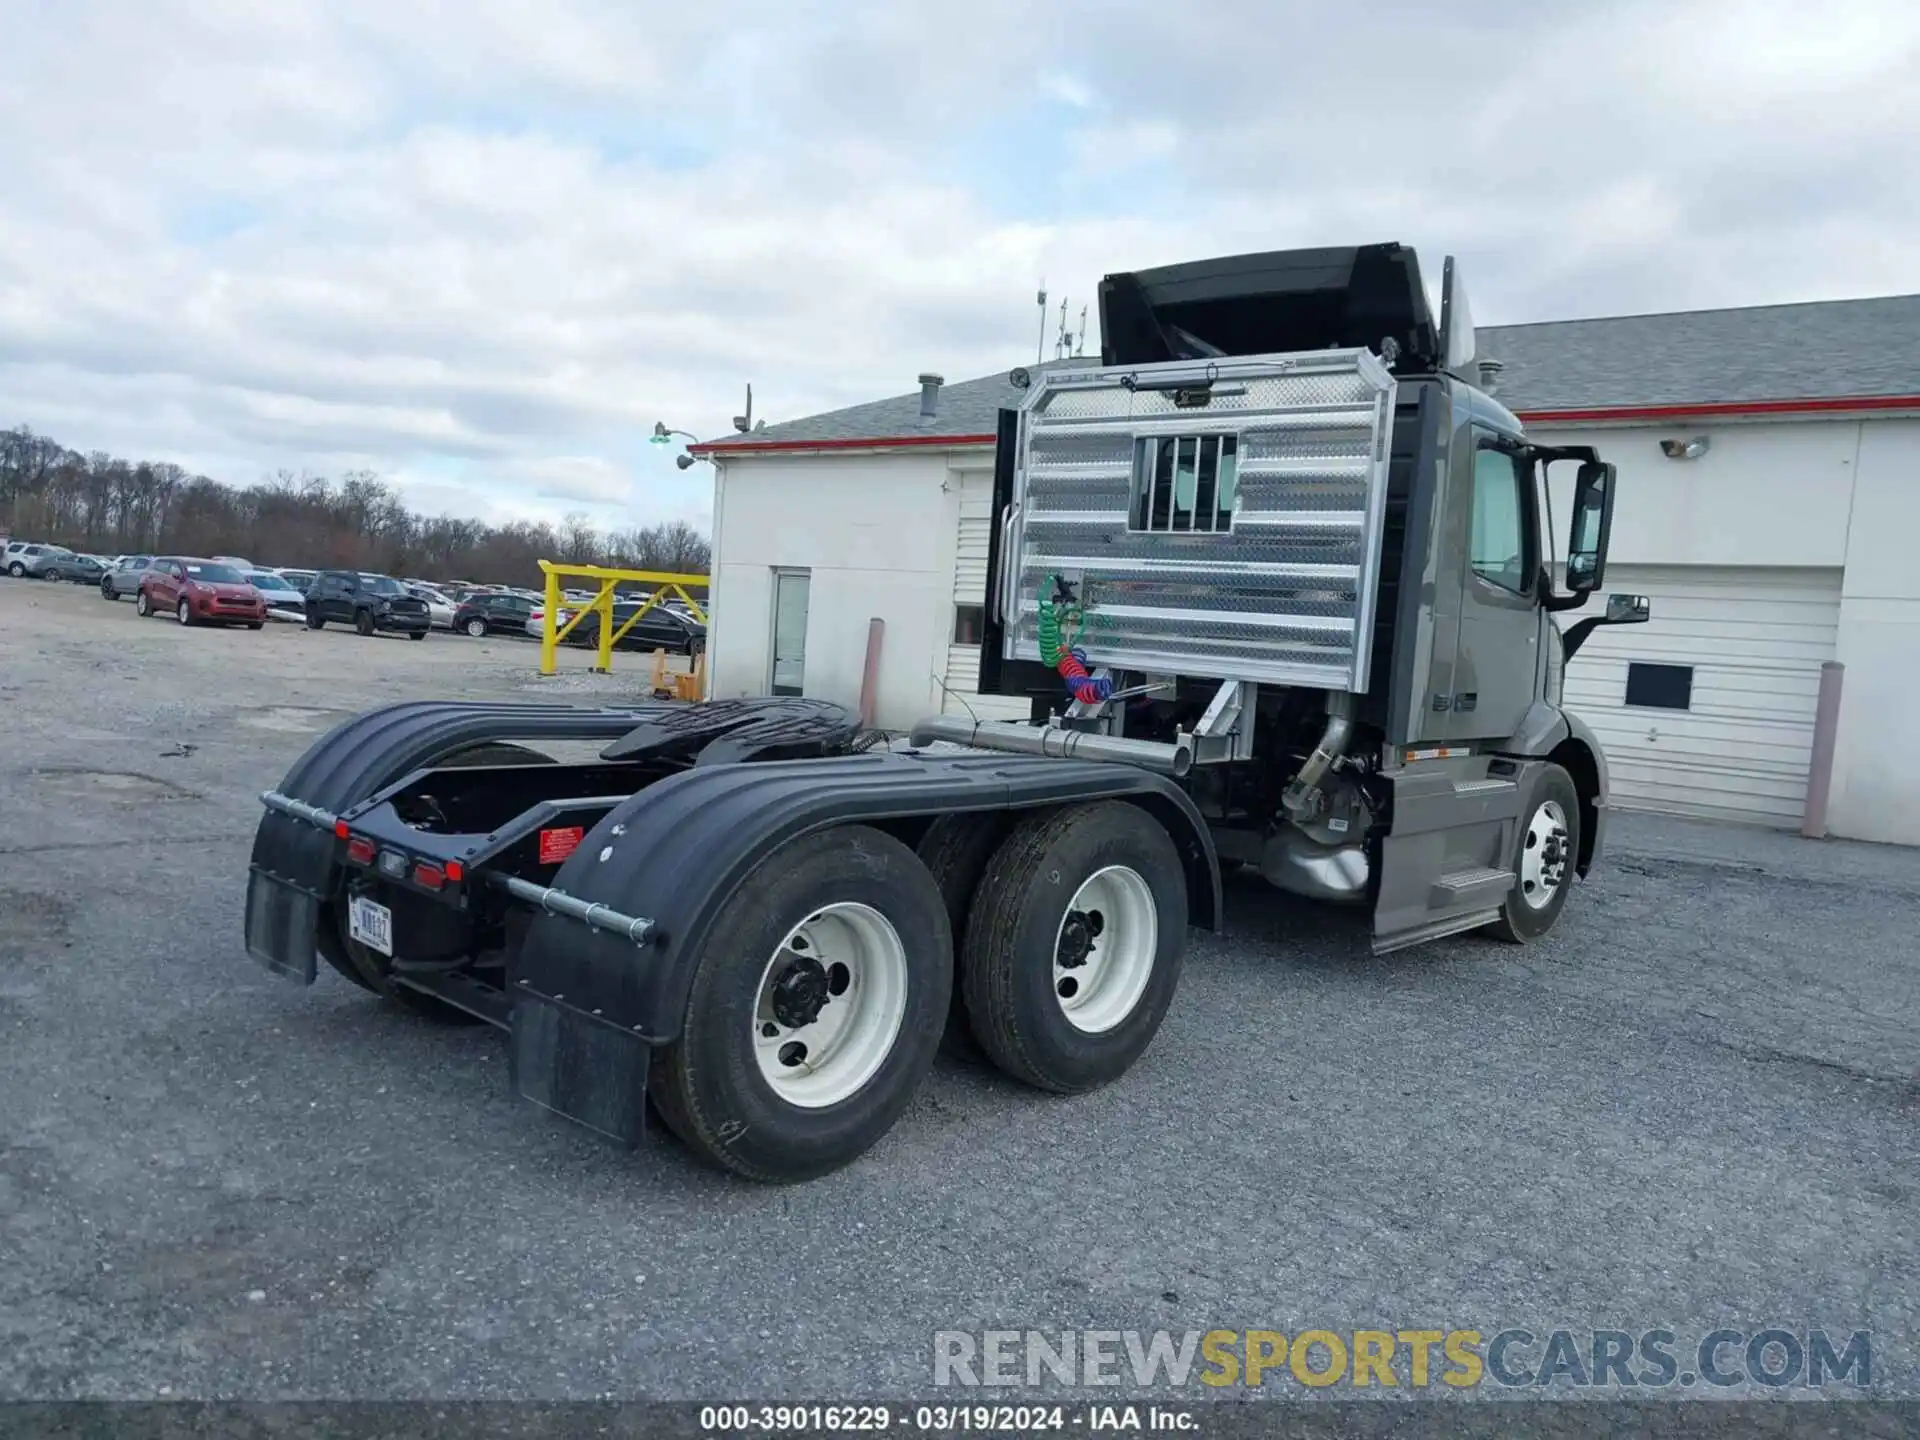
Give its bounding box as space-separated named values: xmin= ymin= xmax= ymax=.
xmin=1 ymin=576 xmax=1915 ymax=1404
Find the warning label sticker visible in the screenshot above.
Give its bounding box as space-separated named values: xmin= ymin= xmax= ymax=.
xmin=538 ymin=826 xmax=586 ymax=864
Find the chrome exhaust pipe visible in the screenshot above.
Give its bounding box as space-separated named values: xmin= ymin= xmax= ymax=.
xmin=909 ymin=714 xmax=1193 ymax=777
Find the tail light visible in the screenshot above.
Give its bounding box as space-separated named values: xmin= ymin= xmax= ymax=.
xmin=345 ymin=836 xmax=376 ymax=865
xmin=414 ymin=862 xmax=446 ymax=891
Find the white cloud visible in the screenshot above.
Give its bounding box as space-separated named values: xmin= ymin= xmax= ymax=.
xmin=1 ymin=0 xmax=1916 ymax=533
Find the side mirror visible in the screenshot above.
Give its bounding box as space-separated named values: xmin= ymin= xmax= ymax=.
xmin=1566 ymin=461 xmax=1616 ymax=592
xmin=1562 ymin=591 xmax=1651 ymax=661
xmin=1604 ymin=592 xmax=1649 ymax=625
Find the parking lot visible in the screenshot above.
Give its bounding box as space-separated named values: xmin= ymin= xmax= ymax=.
xmin=2 ymin=574 xmax=1916 ymax=1402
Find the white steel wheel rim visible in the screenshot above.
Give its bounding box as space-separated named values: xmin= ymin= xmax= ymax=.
xmin=1053 ymin=865 xmax=1158 ymax=1034
xmin=752 ymin=902 xmax=909 ymax=1109
xmin=1519 ymin=799 xmax=1571 ymax=909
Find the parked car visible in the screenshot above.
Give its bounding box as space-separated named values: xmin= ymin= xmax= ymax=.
xmin=241 ymin=569 xmax=308 ymax=617
xmin=305 ymin=570 xmax=430 ymax=639
xmin=5 ymin=542 xmax=73 ymax=578
xmin=525 ymin=602 xmax=575 ymax=639
xmin=564 ymin=599 xmax=707 ymax=656
xmin=136 ymin=557 xmax=267 ymax=628
xmin=39 ymin=552 xmax=107 ymax=584
xmin=452 ymin=591 xmax=537 ymax=637
xmin=277 ymin=568 xmax=318 ymax=593
xmin=406 ymin=583 xmax=457 ymax=629
xmin=100 ymin=555 xmax=155 ymax=600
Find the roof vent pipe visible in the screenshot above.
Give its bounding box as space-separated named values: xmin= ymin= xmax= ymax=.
xmin=918 ymin=373 xmax=944 ymax=418
xmin=1476 ymin=357 xmax=1505 ymax=394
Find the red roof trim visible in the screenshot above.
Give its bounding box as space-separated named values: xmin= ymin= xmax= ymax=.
xmin=1516 ymin=394 xmax=1920 ymax=423
xmin=692 ymin=432 xmax=995 ymax=456
xmin=694 ymin=393 xmax=1920 ymax=455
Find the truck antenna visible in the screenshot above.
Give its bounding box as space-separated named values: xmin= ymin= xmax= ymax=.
xmin=1036 ymin=282 xmax=1048 ymax=365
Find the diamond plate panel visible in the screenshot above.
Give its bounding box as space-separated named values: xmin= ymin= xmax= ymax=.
xmin=1006 ymin=349 xmax=1396 ymax=692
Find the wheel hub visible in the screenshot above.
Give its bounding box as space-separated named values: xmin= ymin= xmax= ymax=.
xmin=1056 ymin=911 xmax=1095 ymax=969
xmin=769 ymin=954 xmax=831 ymax=1028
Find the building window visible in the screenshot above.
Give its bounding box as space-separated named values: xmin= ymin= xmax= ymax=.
xmin=1625 ymin=662 xmax=1693 ymax=711
xmin=952 ymin=603 xmax=984 ymax=646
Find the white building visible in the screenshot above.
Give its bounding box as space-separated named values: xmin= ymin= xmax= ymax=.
xmin=694 ymin=293 xmax=1920 ymax=846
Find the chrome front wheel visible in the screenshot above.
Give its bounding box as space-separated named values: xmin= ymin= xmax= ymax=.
xmin=1518 ymin=799 xmax=1571 ymax=910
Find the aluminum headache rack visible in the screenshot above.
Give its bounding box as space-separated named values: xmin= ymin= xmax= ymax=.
xmin=1002 ymin=348 xmax=1397 ymax=694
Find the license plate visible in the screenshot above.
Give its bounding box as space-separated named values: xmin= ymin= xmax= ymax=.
xmin=348 ymin=894 xmax=393 ymax=956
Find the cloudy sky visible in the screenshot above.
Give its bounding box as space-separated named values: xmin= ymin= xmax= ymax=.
xmin=3 ymin=1 xmax=1915 ymax=533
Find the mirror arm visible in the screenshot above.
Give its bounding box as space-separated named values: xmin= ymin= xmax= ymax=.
xmin=1536 ymin=566 xmax=1590 ymax=613
xmin=1561 ymin=615 xmax=1605 ymax=660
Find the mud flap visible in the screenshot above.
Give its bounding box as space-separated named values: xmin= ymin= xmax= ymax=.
xmin=244 ymin=868 xmax=321 ymax=984
xmin=508 ymin=995 xmax=649 ymax=1148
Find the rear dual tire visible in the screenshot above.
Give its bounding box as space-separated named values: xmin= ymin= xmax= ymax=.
xmin=650 ymin=825 xmax=951 ymax=1183
xmin=959 ymin=802 xmax=1187 ymax=1093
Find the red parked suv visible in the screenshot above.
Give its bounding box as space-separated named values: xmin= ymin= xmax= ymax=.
xmin=137 ymin=557 xmax=267 ymax=629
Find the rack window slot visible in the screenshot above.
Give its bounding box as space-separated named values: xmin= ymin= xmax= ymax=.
xmin=1131 ymin=434 xmax=1238 ymax=534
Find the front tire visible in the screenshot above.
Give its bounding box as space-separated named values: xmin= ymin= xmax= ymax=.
xmin=1486 ymin=763 xmax=1581 ymax=943
xmin=101 ymin=578 xmax=117 ymax=600
xmin=176 ymin=599 xmax=193 ymax=626
xmin=354 ymin=609 xmax=375 ymax=636
xmin=306 ymin=610 xmax=325 ymax=629
xmin=407 ymin=629 xmax=426 ymax=641
xmin=247 ymin=621 xmax=264 ymax=631
xmin=649 ymin=825 xmax=951 ymax=1182
xmin=961 ymin=801 xmax=1187 ymax=1094
xmin=6 ymin=562 xmax=23 ymax=577
xmin=464 ymin=617 xmax=488 ymax=637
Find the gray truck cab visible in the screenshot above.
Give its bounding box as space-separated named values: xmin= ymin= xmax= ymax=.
xmin=923 ymin=241 xmax=1650 ymax=952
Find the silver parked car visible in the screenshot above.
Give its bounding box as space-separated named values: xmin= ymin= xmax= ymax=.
xmin=100 ymin=554 xmax=156 ymax=600
xmin=5 ymin=542 xmax=73 ymax=578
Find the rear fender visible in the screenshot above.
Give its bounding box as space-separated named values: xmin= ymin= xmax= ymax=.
xmin=244 ymin=701 xmax=670 ymax=983
xmin=509 ymin=751 xmax=1220 ymax=1046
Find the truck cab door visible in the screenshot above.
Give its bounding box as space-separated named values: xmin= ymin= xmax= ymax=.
xmin=1443 ymin=433 xmax=1542 ymax=741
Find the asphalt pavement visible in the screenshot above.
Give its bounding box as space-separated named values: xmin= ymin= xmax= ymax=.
xmin=1 ymin=576 xmax=1914 ymax=1403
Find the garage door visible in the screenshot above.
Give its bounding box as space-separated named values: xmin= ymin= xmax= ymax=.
xmin=942 ymin=471 xmax=1028 ymax=720
xmin=1560 ymin=565 xmax=1841 ymax=827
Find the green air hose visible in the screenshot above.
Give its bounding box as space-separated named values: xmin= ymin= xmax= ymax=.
xmin=1037 ymin=575 xmax=1111 ymax=704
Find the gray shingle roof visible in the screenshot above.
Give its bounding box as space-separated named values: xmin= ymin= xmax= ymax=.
xmin=701 ymin=294 xmax=1920 ymax=453
xmin=1479 ymin=293 xmax=1920 ymax=413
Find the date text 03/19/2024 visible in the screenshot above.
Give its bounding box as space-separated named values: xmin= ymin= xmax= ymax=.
xmin=698 ymin=1404 xmax=1198 ymax=1432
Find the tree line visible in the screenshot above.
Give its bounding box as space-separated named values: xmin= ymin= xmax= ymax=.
xmin=0 ymin=424 xmax=710 ymax=587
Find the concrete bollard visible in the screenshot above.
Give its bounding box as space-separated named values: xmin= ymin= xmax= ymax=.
xmin=1801 ymin=661 xmax=1845 ymax=839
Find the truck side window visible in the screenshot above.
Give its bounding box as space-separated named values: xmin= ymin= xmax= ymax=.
xmin=1469 ymin=445 xmax=1529 ymax=594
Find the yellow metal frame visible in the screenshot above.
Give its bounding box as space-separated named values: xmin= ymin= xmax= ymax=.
xmin=537 ymin=560 xmax=710 ymax=677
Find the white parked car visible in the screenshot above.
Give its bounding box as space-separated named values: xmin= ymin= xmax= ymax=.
xmin=407 ymin=584 xmax=457 ymax=629
xmin=243 ymin=569 xmax=308 ymax=618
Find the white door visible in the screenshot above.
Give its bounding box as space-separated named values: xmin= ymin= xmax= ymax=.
xmin=770 ymin=569 xmax=810 ymax=696
xmin=1560 ymin=565 xmax=1842 ymax=827
xmin=942 ymin=471 xmax=1028 ymax=720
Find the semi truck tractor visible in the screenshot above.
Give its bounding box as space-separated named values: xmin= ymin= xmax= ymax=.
xmin=242 ymin=241 xmax=1649 ymax=1182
